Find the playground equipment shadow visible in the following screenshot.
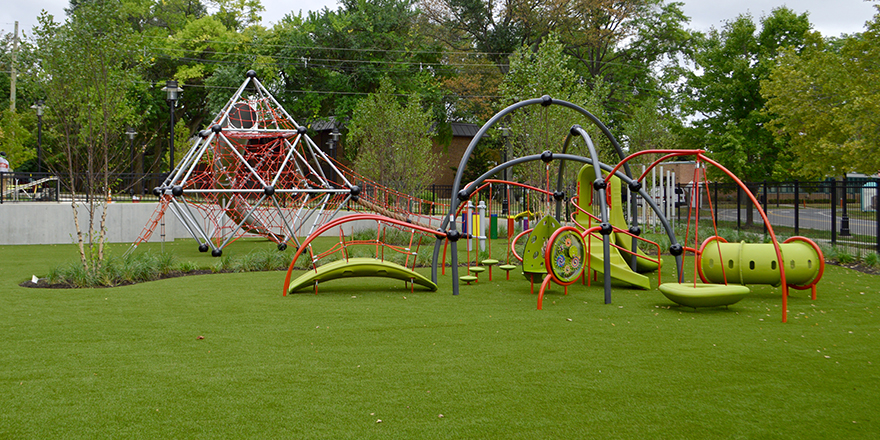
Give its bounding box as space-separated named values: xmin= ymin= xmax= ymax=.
xmin=2 ymin=240 xmax=879 ymax=438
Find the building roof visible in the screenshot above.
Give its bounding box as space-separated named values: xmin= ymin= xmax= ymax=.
xmin=308 ymin=116 xmax=344 ymax=132
xmin=451 ymin=122 xmax=480 ymax=137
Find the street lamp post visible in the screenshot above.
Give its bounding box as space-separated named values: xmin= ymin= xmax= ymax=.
xmin=30 ymin=100 xmax=44 ymax=173
xmin=328 ymin=129 xmax=340 ymax=183
xmin=841 ymin=175 xmax=851 ymax=236
xmin=161 ymin=80 xmax=183 ymax=173
xmin=125 ymin=126 xmax=137 ymax=189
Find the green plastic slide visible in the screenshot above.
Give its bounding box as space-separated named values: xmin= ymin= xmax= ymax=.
xmin=576 ymin=165 xmax=659 ymax=273
xmin=584 ymin=234 xmax=651 ymax=290
xmin=287 ymin=258 xmax=437 ymax=294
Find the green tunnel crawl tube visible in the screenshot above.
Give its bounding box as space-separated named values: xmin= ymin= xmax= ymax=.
xmin=697 ymin=236 xmax=824 ymax=292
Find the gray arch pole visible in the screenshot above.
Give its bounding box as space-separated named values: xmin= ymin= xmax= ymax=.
xmin=432 ymin=96 xmax=637 ymax=292
xmin=431 ymin=152 xmax=682 ymax=297
xmin=559 ymin=129 xmax=643 ymax=272
xmin=572 ymin=126 xmax=613 ymax=303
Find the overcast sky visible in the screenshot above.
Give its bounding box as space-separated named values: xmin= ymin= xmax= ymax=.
xmin=3 ymin=0 xmax=877 ymax=40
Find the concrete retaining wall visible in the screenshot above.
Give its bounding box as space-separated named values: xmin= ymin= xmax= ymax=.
xmin=0 ymin=202 xmax=444 ymax=245
xmin=0 ymin=202 xmax=188 ymax=245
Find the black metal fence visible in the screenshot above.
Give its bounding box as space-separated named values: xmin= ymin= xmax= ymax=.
xmin=387 ymin=179 xmax=880 ymax=253
xmin=683 ymin=178 xmax=880 ymax=253
xmin=1 ymin=172 xmax=62 ymax=204
xmin=4 ymin=172 xmax=879 ymax=253
xmin=0 ymin=171 xmax=169 ymax=204
xmin=419 ymin=183 xmax=580 ymax=217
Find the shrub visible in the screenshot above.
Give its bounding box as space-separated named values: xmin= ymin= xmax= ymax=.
xmin=46 ymin=251 xmax=185 ymax=287
xmin=212 ymin=255 xmax=233 ymax=273
xmin=831 ymin=247 xmax=857 ymax=264
xmin=232 ymin=248 xmax=292 ymax=273
xmin=179 ymin=260 xmax=199 ymax=273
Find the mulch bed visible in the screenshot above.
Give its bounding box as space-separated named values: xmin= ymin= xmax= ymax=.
xmin=826 ymin=261 xmax=880 ymax=276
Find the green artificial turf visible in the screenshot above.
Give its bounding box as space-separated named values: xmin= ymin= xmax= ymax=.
xmin=1 ymin=239 xmax=879 ymax=438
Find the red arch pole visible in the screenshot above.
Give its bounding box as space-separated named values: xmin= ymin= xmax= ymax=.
xmin=697 ymin=154 xmax=790 ymax=322
xmin=469 ymin=179 xmax=553 ymax=199
xmin=607 ymin=149 xmax=792 ymax=322
xmin=637 ymin=153 xmax=698 ymax=183
xmin=605 ymin=149 xmax=705 ymax=185
xmin=700 ymin=169 xmax=730 ymax=286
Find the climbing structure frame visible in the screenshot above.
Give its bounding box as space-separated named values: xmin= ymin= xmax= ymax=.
xmin=130 ymin=71 xmax=353 ymax=256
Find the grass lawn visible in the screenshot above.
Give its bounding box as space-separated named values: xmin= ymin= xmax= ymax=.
xmin=1 ymin=239 xmax=879 ymax=438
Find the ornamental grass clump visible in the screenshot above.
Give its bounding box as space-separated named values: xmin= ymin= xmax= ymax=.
xmin=231 ymin=248 xmax=292 ymax=273
xmin=46 ymin=251 xmax=182 ymax=287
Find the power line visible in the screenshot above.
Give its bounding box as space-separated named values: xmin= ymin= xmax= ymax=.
xmin=146 ymin=46 xmax=508 ymax=69
xmin=148 ymin=56 xmax=501 ymax=80
xmin=138 ymin=33 xmax=512 ymax=57
xmin=147 ymin=52 xmax=505 ymax=79
xmin=133 ymin=80 xmax=504 ymax=99
xmin=140 ymin=38 xmax=669 ymax=73
xmin=145 ymin=52 xmax=667 ymax=96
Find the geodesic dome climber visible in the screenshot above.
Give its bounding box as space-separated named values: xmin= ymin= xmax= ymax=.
xmin=130 ymin=70 xmax=357 ymax=256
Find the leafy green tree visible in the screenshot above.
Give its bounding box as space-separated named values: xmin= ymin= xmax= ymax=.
xmin=499 ymin=34 xmax=611 ymax=191
xmin=209 ymin=0 xmax=265 ymax=31
xmin=682 ymin=7 xmax=812 ymax=182
xmin=347 ymin=78 xmax=439 ymax=197
xmin=273 ymin=0 xmax=445 ymax=120
xmin=163 ymin=13 xmax=279 ymax=127
xmin=70 ymin=0 xmax=209 ymax=33
xmin=58 ymin=0 xmax=215 ymax=174
xmin=147 ymin=0 xmax=210 ymax=33
xmin=418 ymin=0 xmax=528 ymax=66
xmin=34 ymin=3 xmax=145 ymax=270
xmin=762 ymin=8 xmax=880 ymax=178
xmin=103 ymin=0 xmax=271 ymax=173
xmin=0 ymin=28 xmax=46 ymax=169
xmin=619 ymin=97 xmax=681 ymax=161
xmin=0 ymin=111 xmax=35 ymax=168
xmin=541 ymin=0 xmax=691 ymax=120
xmin=420 ymin=0 xmax=691 ymax=123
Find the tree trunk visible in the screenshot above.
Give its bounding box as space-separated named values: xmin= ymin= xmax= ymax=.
xmin=743 ymin=183 xmax=759 ymax=227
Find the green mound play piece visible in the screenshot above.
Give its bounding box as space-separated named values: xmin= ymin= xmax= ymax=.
xmin=521 ymin=215 xmax=561 ymax=277
xmin=287 ymin=258 xmax=437 ymax=294
xmin=576 ymin=164 xmax=659 ymax=273
xmin=658 ymin=283 xmax=751 ymax=308
xmin=468 ymin=266 xmax=486 ymax=273
xmin=481 ymin=259 xmax=500 ymax=266
xmin=499 ymin=264 xmax=517 ymax=271
xmin=460 ymin=275 xmax=478 ymax=284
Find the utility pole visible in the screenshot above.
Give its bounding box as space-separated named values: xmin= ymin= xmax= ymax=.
xmin=10 ymin=21 xmax=18 ymax=111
